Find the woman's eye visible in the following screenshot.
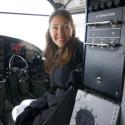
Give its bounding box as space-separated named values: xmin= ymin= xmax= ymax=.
xmin=64 ymin=26 xmax=69 ymax=29
xmin=51 ymin=26 xmax=58 ymax=30
xmin=50 ymin=24 xmax=70 ymax=32
xmin=63 ymin=24 xmax=70 ymax=30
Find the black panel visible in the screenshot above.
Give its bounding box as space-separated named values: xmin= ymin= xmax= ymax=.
xmin=87 ymin=7 xmax=122 ymax=23
xmin=86 ymin=8 xmax=122 ymax=45
xmin=84 ymin=7 xmax=125 ymax=101
xmin=84 ymin=47 xmax=124 ymax=100
xmin=88 ymin=0 xmax=125 ymax=12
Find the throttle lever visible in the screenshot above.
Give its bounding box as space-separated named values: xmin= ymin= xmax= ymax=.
xmin=85 ymin=42 xmax=121 ymax=47
xmin=86 ymin=20 xmax=122 ymax=27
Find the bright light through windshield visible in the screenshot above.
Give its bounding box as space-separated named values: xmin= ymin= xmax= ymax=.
xmin=0 ymin=14 xmax=49 ymax=50
xmin=0 ymin=0 xmax=54 ymax=50
xmin=0 ymin=0 xmax=53 ymax=15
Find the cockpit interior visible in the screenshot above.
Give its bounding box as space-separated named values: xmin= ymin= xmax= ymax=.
xmin=0 ymin=0 xmax=125 ymax=125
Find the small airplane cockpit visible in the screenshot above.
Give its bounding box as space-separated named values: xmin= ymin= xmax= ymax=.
xmin=0 ymin=0 xmax=125 ymax=125
xmin=0 ymin=36 xmax=49 ymax=125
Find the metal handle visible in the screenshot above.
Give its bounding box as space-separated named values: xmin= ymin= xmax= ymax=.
xmin=86 ymin=20 xmax=122 ymax=26
xmin=85 ymin=42 xmax=121 ymax=47
xmin=0 ymin=79 xmax=6 ymax=82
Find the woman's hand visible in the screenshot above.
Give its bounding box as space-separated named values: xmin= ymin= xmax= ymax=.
xmin=15 ymin=107 xmax=35 ymax=125
xmin=68 ymin=65 xmax=83 ymax=89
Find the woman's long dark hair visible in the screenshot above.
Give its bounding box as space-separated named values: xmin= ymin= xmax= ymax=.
xmin=44 ymin=9 xmax=76 ymax=74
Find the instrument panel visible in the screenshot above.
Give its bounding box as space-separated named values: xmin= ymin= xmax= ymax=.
xmin=0 ymin=35 xmax=48 ymax=106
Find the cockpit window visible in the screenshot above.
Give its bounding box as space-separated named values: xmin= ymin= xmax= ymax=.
xmin=0 ymin=0 xmax=54 ymax=50
xmin=0 ymin=0 xmax=53 ymax=15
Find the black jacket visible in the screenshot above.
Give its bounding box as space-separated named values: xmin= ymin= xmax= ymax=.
xmin=15 ymin=39 xmax=83 ymax=125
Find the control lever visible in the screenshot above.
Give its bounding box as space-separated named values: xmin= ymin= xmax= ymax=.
xmin=86 ymin=20 xmax=122 ymax=27
xmin=85 ymin=42 xmax=121 ymax=47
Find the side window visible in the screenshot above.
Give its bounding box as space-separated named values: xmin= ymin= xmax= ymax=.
xmin=0 ymin=0 xmax=54 ymax=50
xmin=73 ymin=13 xmax=85 ymax=42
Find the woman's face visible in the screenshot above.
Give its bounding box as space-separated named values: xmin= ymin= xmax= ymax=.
xmin=49 ymin=15 xmax=74 ymax=48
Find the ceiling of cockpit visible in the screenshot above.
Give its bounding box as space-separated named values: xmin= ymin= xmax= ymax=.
xmin=0 ymin=0 xmax=85 ymax=15
xmin=52 ymin=0 xmax=85 ymax=13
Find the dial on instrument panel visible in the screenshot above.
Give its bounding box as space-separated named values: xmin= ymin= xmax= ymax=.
xmin=76 ymin=109 xmax=95 ymax=125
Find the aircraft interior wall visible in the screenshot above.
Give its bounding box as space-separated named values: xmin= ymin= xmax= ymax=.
xmin=69 ymin=0 xmax=125 ymax=125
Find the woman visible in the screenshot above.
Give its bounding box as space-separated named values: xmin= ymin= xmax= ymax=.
xmin=14 ymin=9 xmax=83 ymax=125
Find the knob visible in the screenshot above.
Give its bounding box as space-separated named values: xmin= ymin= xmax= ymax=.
xmin=76 ymin=109 xmax=95 ymax=125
